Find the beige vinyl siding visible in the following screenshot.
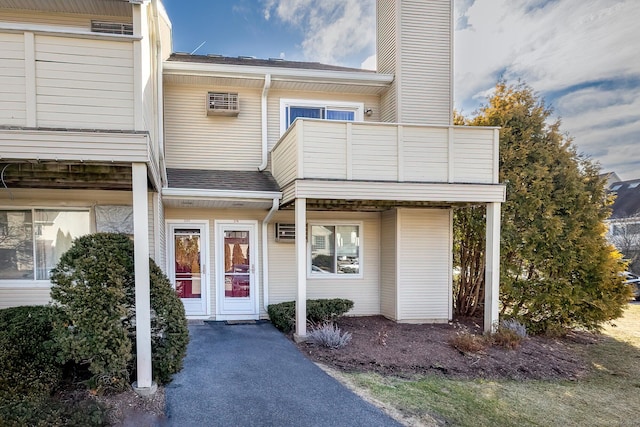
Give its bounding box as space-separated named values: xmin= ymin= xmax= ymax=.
xmin=302 ymin=121 xmax=348 ymax=180
xmin=271 ymin=121 xmax=499 ymax=190
xmin=266 ymin=90 xmax=381 ymax=151
xmin=398 ymin=0 xmax=452 ymax=125
xmin=0 ymin=32 xmax=25 ymax=126
xmin=148 ymin=193 xmax=155 ymax=260
xmin=0 ymin=188 xmax=133 ymax=309
xmin=351 ymin=124 xmax=398 ymax=181
xmin=34 ymin=35 xmax=134 ymax=129
xmin=380 ymin=209 xmax=397 ymax=320
xmin=452 ymin=127 xmax=495 ymax=183
xmin=164 ymin=84 xmax=262 ymax=170
xmin=402 ymin=126 xmax=448 ymax=181
xmin=377 ymin=0 xmax=397 ymax=122
xmin=0 ymin=10 xmax=132 ymax=30
xmin=266 ymin=211 xmax=297 ymax=306
xmin=268 ymin=211 xmax=381 ymax=316
xmin=0 ymin=288 xmax=51 ymax=309
xmin=270 ymin=126 xmax=298 ymax=187
xmin=0 ymin=128 xmax=148 ymax=163
xmin=397 ymin=208 xmax=451 ymax=321
xmin=155 ymin=193 xmax=166 ymax=272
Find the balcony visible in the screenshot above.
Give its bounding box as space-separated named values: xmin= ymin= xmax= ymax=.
xmin=270 ymin=119 xmax=503 ymax=205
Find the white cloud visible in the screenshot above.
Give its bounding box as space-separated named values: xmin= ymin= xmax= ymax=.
xmin=360 ymin=54 xmax=376 ymax=71
xmin=262 ymin=0 xmax=375 ymax=66
xmin=454 ymin=0 xmax=640 ymax=177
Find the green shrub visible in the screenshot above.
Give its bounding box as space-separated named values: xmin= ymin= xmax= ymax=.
xmin=50 ymin=233 xmax=188 ymax=392
xmin=0 ymin=305 xmax=63 ymax=403
xmin=0 ymin=398 xmax=108 ymax=427
xmin=268 ymin=298 xmax=354 ymax=333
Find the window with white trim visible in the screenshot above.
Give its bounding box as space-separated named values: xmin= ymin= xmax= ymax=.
xmin=280 ymin=99 xmax=364 ymax=134
xmin=0 ymin=209 xmax=90 ymax=281
xmin=310 ymin=224 xmax=361 ymax=276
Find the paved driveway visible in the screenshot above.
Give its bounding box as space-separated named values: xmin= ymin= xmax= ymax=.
xmin=165 ymin=321 xmax=402 ymax=427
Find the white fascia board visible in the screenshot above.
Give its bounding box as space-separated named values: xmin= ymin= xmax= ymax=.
xmin=163 ymin=61 xmax=394 ymax=87
xmin=162 ymin=187 xmax=282 ymax=201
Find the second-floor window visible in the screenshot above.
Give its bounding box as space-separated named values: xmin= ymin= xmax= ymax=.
xmin=280 ymin=99 xmax=364 ymax=134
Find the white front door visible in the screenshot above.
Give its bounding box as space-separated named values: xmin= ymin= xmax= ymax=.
xmin=216 ymin=221 xmax=259 ymax=320
xmin=167 ymin=222 xmax=209 ymax=317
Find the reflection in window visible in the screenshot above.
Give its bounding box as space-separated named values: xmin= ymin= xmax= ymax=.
xmin=0 ymin=209 xmax=90 ymax=281
xmin=310 ymin=224 xmax=360 ymax=275
xmin=285 ymin=105 xmax=357 ymax=129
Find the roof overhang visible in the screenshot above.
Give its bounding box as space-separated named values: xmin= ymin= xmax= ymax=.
xmin=163 ymin=61 xmax=394 ymax=94
xmin=162 ymin=187 xmax=282 ymax=210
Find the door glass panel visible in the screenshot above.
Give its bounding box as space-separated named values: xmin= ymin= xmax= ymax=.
xmin=224 ymin=230 xmax=250 ymax=298
xmin=174 ymin=229 xmax=201 ymax=299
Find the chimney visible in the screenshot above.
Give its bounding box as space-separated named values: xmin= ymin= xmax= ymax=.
xmin=377 ymin=0 xmax=453 ymax=125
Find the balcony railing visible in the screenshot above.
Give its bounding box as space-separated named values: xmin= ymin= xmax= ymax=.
xmin=271 ymin=119 xmax=499 ymax=187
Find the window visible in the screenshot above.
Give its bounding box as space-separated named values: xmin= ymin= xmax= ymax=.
xmin=280 ymin=99 xmax=364 ymax=134
xmin=310 ymin=224 xmax=361 ymax=276
xmin=0 ymin=209 xmax=90 ymax=281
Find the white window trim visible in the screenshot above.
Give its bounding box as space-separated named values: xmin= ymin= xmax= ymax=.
xmin=307 ymin=221 xmax=363 ymax=279
xmin=0 ymin=207 xmax=91 ymax=286
xmin=280 ymin=98 xmax=365 ymax=135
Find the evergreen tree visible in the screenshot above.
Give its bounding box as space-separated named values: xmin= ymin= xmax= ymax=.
xmin=454 ymin=81 xmax=629 ymax=333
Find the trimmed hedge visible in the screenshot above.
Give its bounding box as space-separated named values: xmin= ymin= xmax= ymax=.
xmin=268 ymin=298 xmax=354 ymax=333
xmin=50 ymin=233 xmax=188 ymax=392
xmin=0 ymin=305 xmax=63 ymax=403
xmin=0 ymin=398 xmax=108 ymax=427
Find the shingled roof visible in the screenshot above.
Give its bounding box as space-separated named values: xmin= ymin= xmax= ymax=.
xmin=167 ymin=53 xmax=375 ymax=73
xmin=167 ymin=168 xmax=280 ymax=193
xmin=609 ymin=179 xmax=640 ymax=219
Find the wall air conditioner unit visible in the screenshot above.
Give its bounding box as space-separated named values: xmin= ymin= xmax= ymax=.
xmin=275 ymin=223 xmax=296 ymax=242
xmin=91 ymin=21 xmax=134 ymax=35
xmin=207 ymin=92 xmax=239 ymax=116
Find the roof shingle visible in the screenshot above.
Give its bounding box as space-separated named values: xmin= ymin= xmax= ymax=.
xmin=167 ymin=168 xmax=280 ymax=193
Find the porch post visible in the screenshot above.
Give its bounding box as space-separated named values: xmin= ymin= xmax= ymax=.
xmin=294 ymin=198 xmax=307 ymax=340
xmin=131 ymin=162 xmax=156 ymax=395
xmin=484 ymin=202 xmax=501 ymax=333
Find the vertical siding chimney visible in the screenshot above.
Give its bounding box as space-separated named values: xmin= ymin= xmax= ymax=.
xmin=377 ymin=0 xmax=453 ymax=125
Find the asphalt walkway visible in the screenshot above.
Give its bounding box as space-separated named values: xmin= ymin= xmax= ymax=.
xmin=164 ymin=321 xmax=402 ymax=426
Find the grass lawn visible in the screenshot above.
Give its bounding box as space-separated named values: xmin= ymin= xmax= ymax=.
xmin=346 ymin=303 xmax=640 ymax=427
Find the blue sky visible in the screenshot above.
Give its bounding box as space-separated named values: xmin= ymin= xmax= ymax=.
xmin=162 ymin=0 xmax=640 ymax=180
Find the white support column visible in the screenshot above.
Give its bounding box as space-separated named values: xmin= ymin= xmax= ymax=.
xmin=484 ymin=202 xmax=501 ymax=333
xmin=294 ymin=198 xmax=307 ymax=341
xmin=131 ymin=163 xmax=156 ymax=395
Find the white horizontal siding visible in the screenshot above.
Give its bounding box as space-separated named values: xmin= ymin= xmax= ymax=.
xmin=0 ymin=288 xmax=51 ymax=309
xmin=351 ymin=124 xmax=398 ymax=180
xmin=271 ymin=125 xmax=298 ymax=187
xmin=164 ymin=84 xmax=262 ymax=170
xmin=398 ymin=0 xmax=452 ymax=125
xmin=34 ymin=35 xmax=134 ymax=129
xmin=0 ymin=32 xmax=26 ymax=126
xmin=376 ymin=0 xmax=398 ymax=122
xmin=397 ymin=209 xmax=451 ymax=321
xmin=403 ymin=126 xmax=448 ymax=182
xmin=0 ymin=129 xmax=148 ymax=163
xmin=380 ymin=209 xmax=397 ymax=320
xmin=453 ymin=128 xmax=495 ymax=183
xmin=0 ymin=10 xmax=131 ymax=29
xmin=302 ymin=121 xmax=348 ymax=180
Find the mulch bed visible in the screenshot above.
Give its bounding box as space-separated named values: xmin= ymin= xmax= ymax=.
xmin=296 ymin=316 xmax=590 ymax=380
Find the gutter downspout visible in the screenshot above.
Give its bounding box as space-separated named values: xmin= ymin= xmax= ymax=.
xmin=258 ymin=74 xmax=271 ymax=171
xmin=262 ymin=197 xmax=279 ymax=311
xmin=151 ymin=0 xmax=167 ymax=186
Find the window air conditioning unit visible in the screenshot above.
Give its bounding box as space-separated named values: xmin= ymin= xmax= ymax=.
xmin=207 ymin=92 xmax=239 ymax=116
xmin=91 ymin=21 xmax=134 ymax=35
xmin=275 ymin=223 xmax=295 ymax=242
